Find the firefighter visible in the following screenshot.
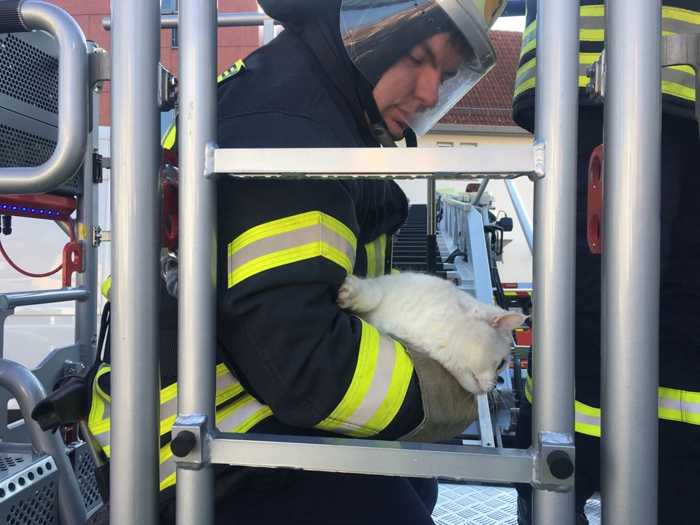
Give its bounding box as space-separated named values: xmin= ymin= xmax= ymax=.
xmin=90 ymin=1 xmax=508 ymax=523
xmin=512 ymin=1 xmax=700 ymax=524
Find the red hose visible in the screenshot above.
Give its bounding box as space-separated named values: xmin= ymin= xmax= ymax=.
xmin=0 ymin=238 xmax=62 ymax=278
xmin=0 ymin=219 xmax=75 ymax=278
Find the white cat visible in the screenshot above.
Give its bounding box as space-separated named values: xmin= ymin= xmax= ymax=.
xmin=337 ymin=272 xmax=527 ymax=395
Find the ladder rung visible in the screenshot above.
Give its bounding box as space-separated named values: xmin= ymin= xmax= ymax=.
xmin=211 ymin=146 xmax=534 ymax=178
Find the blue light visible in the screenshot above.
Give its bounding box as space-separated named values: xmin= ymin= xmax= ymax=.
xmin=11 ymin=206 xmax=17 ymax=211
xmin=0 ymin=205 xmax=6 ymax=210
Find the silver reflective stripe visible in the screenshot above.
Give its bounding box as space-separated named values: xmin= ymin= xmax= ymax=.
xmin=658 ymin=396 xmax=700 ymax=415
xmin=662 ymin=66 xmax=695 ymax=89
xmin=217 ymin=395 xmax=272 ymax=433
xmin=575 ymin=411 xmax=600 ymax=428
xmin=663 ymin=16 xmax=700 ymax=35
xmin=230 ymin=225 xmax=355 ymax=272
xmin=580 ymin=15 xmax=604 ymax=30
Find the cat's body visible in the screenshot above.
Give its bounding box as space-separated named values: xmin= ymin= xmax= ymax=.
xmin=337 ymin=272 xmax=526 ymax=395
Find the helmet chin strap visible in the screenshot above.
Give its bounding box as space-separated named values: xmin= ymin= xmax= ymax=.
xmin=356 ymin=76 xmax=418 ymax=148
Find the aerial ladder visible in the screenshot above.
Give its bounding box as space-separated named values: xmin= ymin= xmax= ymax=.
xmin=0 ymin=0 xmax=679 ymax=523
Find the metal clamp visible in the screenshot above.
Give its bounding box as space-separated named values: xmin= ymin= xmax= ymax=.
xmin=586 ymin=49 xmax=607 ymax=103
xmin=662 ymin=32 xmax=700 ymax=131
xmin=89 ymin=47 xmax=110 ymax=88
xmin=171 ymin=415 xmax=210 ymax=470
xmin=92 ymin=226 xmax=111 ymax=247
xmin=158 ymin=64 xmax=178 ymax=112
xmin=532 ymin=432 xmax=575 ymax=492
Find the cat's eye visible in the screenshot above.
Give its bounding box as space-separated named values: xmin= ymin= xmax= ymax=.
xmin=497 ymin=359 xmax=506 ymax=371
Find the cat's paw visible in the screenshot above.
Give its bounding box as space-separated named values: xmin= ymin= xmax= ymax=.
xmin=337 ymin=275 xmax=361 ymax=310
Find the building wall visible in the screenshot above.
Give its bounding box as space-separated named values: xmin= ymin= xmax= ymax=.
xmin=50 ymin=0 xmax=260 ymax=125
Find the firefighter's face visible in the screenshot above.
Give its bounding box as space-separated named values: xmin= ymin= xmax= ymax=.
xmin=373 ymin=33 xmax=463 ymax=139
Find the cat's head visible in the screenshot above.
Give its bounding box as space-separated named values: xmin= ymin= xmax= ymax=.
xmin=446 ymin=305 xmax=527 ymax=395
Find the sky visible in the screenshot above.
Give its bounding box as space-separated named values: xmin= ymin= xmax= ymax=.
xmin=493 ymin=15 xmax=526 ymax=32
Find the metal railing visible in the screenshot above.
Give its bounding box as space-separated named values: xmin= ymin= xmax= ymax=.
xmin=0 ymin=0 xmax=88 ymax=194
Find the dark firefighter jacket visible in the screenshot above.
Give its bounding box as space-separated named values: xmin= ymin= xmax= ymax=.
xmin=513 ymin=0 xmax=700 ymax=439
xmin=513 ymin=0 xmax=700 ymax=132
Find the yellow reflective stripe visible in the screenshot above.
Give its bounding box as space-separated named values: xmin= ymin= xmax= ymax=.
xmin=575 ymin=401 xmax=602 ymax=438
xmin=520 ymin=37 xmax=536 ymax=59
xmin=352 ymin=340 xmax=413 ymax=437
xmin=366 ymin=240 xmax=377 ymax=277
xmin=516 ymin=57 xmax=536 ymax=82
xmin=530 ymin=381 xmax=700 ymax=436
xmin=217 ymin=58 xmax=246 ymax=83
xmin=316 ymin=319 xmax=380 ymax=433
xmin=232 ymin=211 xmax=356 ymax=254
xmin=216 ymin=394 xmax=274 ymax=433
xmin=228 ymin=211 xmax=357 ymax=288
xmin=230 ymin=242 xmax=354 ymax=288
xmin=161 ymin=473 xmax=176 ymax=492
xmin=514 ymin=76 xmax=536 ymax=98
xmin=365 ymin=235 xmax=386 ymax=277
xmin=100 ymin=276 xmax=112 ymax=300
xmin=658 ymin=387 xmax=700 ymax=425
xmin=579 ymin=28 xmax=604 ymax=42
xmin=662 ymin=80 xmax=695 ymax=101
xmin=525 ymin=374 xmax=533 ymax=403
xmin=316 ymin=320 xmax=413 ymax=437
xmin=523 ymin=20 xmax=536 ymax=39
xmin=161 ymin=122 xmax=177 ymax=150
xmin=580 ymin=5 xmax=604 ymax=17
xmin=88 ymin=365 xmax=111 ymax=436
xmin=663 ymin=5 xmax=700 ymax=25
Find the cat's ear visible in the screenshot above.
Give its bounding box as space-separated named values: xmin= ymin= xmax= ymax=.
xmin=489 ymin=312 xmax=528 ymax=333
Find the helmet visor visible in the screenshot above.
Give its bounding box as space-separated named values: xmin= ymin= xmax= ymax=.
xmin=340 ymin=0 xmax=502 ymax=136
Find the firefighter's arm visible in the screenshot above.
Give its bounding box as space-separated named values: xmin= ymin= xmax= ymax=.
xmin=217 ymin=187 xmax=475 ymax=442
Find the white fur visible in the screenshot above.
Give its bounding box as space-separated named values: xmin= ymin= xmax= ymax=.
xmin=337 ymin=273 xmax=527 ymax=395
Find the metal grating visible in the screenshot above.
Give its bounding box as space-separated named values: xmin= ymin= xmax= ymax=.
xmin=0 ymin=34 xmax=58 ymax=114
xmin=73 ymin=445 xmax=102 ymax=513
xmin=0 ymin=458 xmax=23 ymax=474
xmin=0 ymin=451 xmax=58 ymax=525
xmin=0 ymin=124 xmax=56 ymax=167
xmin=434 ymin=485 xmax=601 ymax=525
xmin=4 ymin=482 xmax=56 ymax=525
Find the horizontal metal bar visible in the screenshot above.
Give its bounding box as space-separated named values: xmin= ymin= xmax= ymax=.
xmin=0 ymin=289 xmax=89 ymax=310
xmin=102 ymin=12 xmax=278 ymax=30
xmin=209 ymin=433 xmax=534 ymax=485
xmin=211 ymin=146 xmax=534 ymax=179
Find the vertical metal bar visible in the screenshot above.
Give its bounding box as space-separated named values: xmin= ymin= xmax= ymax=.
xmin=109 ymin=0 xmax=161 ymax=524
xmin=473 ymin=178 xmax=489 ymax=205
xmin=602 ymin=1 xmax=661 ymax=523
xmin=75 ymin=83 xmax=101 ymax=366
xmin=262 ymin=17 xmax=275 ymax=44
xmin=504 ymin=179 xmax=534 ymax=254
xmin=532 ymin=0 xmax=579 ymax=523
xmin=427 ymin=178 xmax=436 ymax=273
xmin=176 ymin=1 xmax=218 ymax=524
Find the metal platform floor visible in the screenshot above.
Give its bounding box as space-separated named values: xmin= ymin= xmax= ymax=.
xmin=433 ymin=485 xmax=601 ymax=525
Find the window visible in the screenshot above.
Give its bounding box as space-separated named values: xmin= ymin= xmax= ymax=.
xmin=436 ymin=141 xmax=454 ymax=147
xmin=161 ymin=0 xmax=178 ymax=48
xmin=459 ymin=142 xmax=478 ymax=148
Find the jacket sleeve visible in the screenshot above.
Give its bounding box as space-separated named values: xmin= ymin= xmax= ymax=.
xmin=216 ymin=113 xmax=425 ymax=439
